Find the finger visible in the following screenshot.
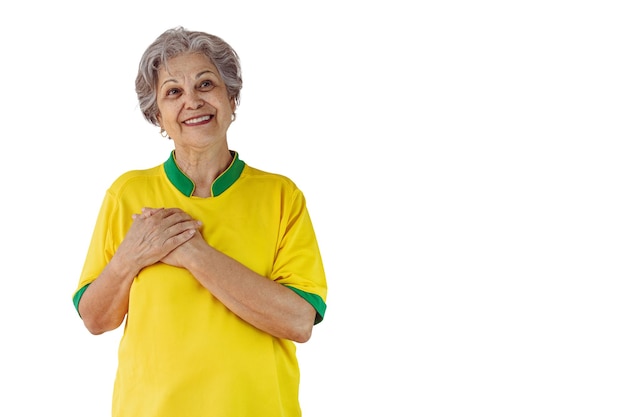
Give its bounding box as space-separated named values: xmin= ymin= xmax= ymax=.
xmin=159 ymin=210 xmax=198 ymax=227
xmin=131 ymin=207 xmax=161 ymax=221
xmin=141 ymin=207 xmax=163 ymax=217
xmin=163 ymin=228 xmax=197 ymax=252
xmin=167 ymin=219 xmax=202 ymax=236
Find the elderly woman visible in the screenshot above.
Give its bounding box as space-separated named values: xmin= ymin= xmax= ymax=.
xmin=72 ymin=27 xmax=327 ymax=417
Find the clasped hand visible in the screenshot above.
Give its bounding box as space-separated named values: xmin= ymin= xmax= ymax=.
xmin=121 ymin=207 xmax=203 ymax=270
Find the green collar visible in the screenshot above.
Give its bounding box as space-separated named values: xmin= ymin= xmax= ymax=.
xmin=163 ymin=150 xmax=245 ymax=197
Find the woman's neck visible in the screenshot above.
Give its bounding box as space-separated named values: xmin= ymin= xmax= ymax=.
xmin=173 ymin=145 xmax=233 ymax=197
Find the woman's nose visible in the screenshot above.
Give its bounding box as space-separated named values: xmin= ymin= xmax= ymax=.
xmin=186 ymin=92 xmax=204 ymax=109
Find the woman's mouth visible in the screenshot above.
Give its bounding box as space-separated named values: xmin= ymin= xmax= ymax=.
xmin=184 ymin=115 xmax=213 ymax=125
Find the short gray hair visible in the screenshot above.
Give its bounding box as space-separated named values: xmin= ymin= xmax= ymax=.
xmin=135 ymin=27 xmax=243 ymax=126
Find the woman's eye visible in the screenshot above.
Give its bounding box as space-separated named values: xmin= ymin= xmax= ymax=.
xmin=200 ymin=80 xmax=213 ymax=89
xmin=166 ymin=88 xmax=181 ymax=96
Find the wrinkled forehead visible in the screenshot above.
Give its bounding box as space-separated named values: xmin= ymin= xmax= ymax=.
xmin=157 ymin=53 xmax=219 ymax=82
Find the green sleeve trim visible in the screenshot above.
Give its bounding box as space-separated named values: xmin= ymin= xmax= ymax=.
xmin=72 ymin=284 xmax=90 ymax=317
xmin=285 ymin=286 xmax=326 ymax=325
xmin=74 ymin=282 xmax=326 ymax=323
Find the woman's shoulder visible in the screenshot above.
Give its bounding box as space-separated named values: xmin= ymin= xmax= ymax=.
xmin=107 ymin=164 xmax=164 ymax=193
xmin=241 ymin=164 xmax=299 ymax=190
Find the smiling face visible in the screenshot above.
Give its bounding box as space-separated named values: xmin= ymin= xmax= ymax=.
xmin=156 ymin=52 xmax=236 ymax=150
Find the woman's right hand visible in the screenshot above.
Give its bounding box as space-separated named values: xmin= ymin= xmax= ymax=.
xmin=119 ymin=207 xmax=201 ymax=271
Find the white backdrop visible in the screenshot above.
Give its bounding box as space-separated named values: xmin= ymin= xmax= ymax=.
xmin=1 ymin=1 xmax=625 ymax=416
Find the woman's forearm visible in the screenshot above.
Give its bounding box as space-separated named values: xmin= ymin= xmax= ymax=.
xmin=78 ymin=255 xmax=139 ymax=335
xmin=183 ymin=241 xmax=317 ymax=343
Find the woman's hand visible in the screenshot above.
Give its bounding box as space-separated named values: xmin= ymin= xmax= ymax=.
xmin=137 ymin=207 xmax=207 ymax=268
xmin=120 ymin=207 xmax=201 ymax=270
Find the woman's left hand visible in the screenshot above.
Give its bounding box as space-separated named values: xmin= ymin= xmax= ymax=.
xmin=135 ymin=207 xmax=205 ymax=268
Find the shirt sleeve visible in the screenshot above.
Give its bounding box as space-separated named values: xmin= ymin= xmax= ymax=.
xmin=71 ymin=188 xmax=121 ymax=315
xmin=272 ymin=188 xmax=328 ymax=324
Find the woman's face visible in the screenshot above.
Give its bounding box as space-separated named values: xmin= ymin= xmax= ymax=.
xmin=156 ymin=52 xmax=235 ymax=149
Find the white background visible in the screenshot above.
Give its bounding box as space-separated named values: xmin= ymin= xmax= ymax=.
xmin=1 ymin=1 xmax=625 ymax=416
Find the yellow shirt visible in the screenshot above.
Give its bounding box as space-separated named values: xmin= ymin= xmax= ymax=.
xmin=73 ymin=151 xmax=327 ymax=417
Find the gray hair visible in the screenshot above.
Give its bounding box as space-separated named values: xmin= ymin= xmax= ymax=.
xmin=135 ymin=27 xmax=243 ymax=126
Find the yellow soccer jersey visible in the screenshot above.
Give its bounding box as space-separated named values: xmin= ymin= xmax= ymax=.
xmin=73 ymin=151 xmax=327 ymax=417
